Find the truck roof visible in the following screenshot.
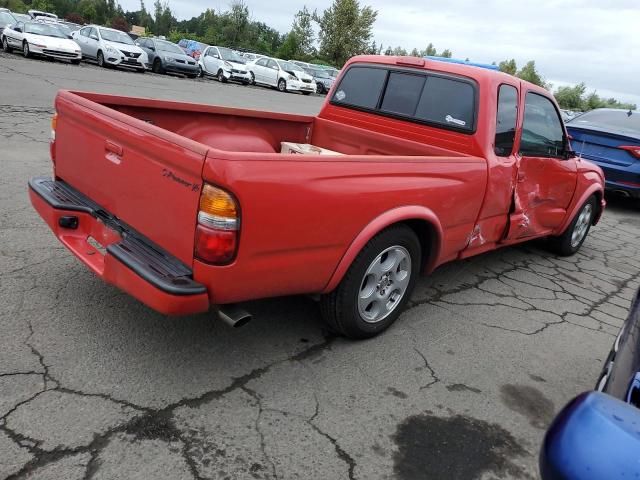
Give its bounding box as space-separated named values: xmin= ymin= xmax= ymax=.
xmin=345 ymin=55 xmax=548 ymax=95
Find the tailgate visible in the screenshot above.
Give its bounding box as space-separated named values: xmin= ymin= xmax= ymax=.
xmin=53 ymin=91 xmax=208 ymax=265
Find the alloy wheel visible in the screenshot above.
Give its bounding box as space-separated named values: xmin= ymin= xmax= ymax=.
xmin=570 ymin=203 xmax=593 ymax=248
xmin=357 ymin=246 xmax=412 ymax=323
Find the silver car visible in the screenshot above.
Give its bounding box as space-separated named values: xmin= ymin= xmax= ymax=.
xmin=72 ymin=25 xmax=148 ymax=73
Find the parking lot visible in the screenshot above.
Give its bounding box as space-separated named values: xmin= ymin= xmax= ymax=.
xmin=1 ymin=51 xmax=640 ymax=480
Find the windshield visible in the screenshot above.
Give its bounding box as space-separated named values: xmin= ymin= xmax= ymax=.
xmin=0 ymin=11 xmax=16 ymax=25
xmin=277 ymin=60 xmax=297 ymax=71
xmin=568 ymin=109 xmax=639 ymax=133
xmin=99 ymin=28 xmax=134 ymax=45
xmin=14 ymin=13 xmax=30 ymax=22
xmin=55 ymin=24 xmax=72 ymax=37
xmin=287 ymin=63 xmax=304 ymax=72
xmin=310 ymin=69 xmax=330 ymax=78
xmin=24 ymin=22 xmax=67 ymax=38
xmin=156 ymin=40 xmax=183 ymax=54
xmin=218 ymin=47 xmax=245 ymax=63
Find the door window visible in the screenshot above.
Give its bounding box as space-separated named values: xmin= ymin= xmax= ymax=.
xmin=520 ymin=93 xmax=565 ymax=158
xmin=494 ymin=84 xmax=518 ymax=156
xmin=88 ymin=27 xmax=98 ymax=39
xmin=255 ymin=58 xmax=267 ymax=67
xmin=267 ymin=59 xmax=277 ymax=69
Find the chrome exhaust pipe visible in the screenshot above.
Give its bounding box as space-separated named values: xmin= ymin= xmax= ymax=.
xmin=218 ymin=305 xmax=252 ymax=328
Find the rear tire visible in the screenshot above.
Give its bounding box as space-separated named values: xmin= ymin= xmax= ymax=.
xmin=547 ymin=195 xmax=597 ymax=256
xmin=71 ymin=59 xmax=80 ymax=65
xmin=137 ymin=68 xmax=146 ymax=74
xmin=302 ymin=91 xmax=311 ymax=96
xmin=320 ymin=225 xmax=421 ymax=339
xmin=2 ymin=37 xmax=12 ymax=53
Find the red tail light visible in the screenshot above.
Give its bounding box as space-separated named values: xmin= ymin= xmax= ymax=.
xmin=194 ymin=184 xmax=239 ymax=264
xmin=195 ymin=225 xmax=237 ymax=264
xmin=620 ymin=145 xmax=640 ymax=159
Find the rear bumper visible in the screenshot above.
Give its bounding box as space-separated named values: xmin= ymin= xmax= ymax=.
xmin=28 ymin=177 xmax=209 ymax=315
xmin=586 ymin=157 xmax=640 ymax=198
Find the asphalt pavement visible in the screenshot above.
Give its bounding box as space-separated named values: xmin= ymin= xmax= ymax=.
xmin=1 ymin=51 xmax=640 ymax=480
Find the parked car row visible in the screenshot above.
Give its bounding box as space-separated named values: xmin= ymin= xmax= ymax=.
xmin=1 ymin=12 xmax=337 ymax=96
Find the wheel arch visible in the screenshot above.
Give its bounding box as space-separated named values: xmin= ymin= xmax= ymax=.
xmin=555 ymin=184 xmax=604 ymax=235
xmin=321 ymin=206 xmax=443 ymax=294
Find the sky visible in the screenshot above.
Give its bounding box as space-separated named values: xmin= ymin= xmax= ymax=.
xmin=119 ymin=0 xmax=640 ymax=105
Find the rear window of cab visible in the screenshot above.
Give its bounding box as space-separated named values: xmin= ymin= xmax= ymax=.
xmin=331 ymin=65 xmax=477 ymax=133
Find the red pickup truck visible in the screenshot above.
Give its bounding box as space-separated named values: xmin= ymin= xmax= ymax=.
xmin=29 ymin=55 xmax=605 ymax=339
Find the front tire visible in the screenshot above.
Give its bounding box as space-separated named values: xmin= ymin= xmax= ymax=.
xmin=249 ymin=71 xmax=255 ymax=85
xmin=97 ymin=50 xmax=106 ymax=68
xmin=316 ymin=83 xmax=324 ymax=94
xmin=22 ymin=41 xmax=30 ymax=58
xmin=277 ymin=78 xmax=287 ymax=92
xmin=217 ymin=69 xmax=227 ymax=82
xmin=547 ymin=195 xmax=597 ymax=256
xmin=71 ymin=59 xmax=81 ymax=65
xmin=320 ymin=225 xmax=421 ymax=339
xmin=3 ymin=37 xmax=12 ymax=53
xmin=152 ymin=59 xmax=164 ymax=74
xmin=137 ymin=68 xmax=146 ymax=74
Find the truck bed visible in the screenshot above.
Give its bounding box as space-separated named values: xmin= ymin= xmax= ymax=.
xmin=48 ymin=90 xmax=487 ymax=306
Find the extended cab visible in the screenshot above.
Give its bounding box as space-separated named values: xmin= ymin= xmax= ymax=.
xmin=29 ymin=55 xmax=605 ymax=339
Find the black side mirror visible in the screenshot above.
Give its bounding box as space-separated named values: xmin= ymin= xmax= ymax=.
xmin=14 ymin=27 xmax=22 ymax=33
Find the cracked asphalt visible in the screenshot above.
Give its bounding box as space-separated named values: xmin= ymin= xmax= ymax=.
xmin=2 ymin=51 xmax=640 ymax=480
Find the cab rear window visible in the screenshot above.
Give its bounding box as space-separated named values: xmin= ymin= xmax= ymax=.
xmin=331 ymin=65 xmax=477 ymax=133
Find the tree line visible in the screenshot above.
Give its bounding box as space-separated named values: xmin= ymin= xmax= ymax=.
xmin=1 ymin=0 xmax=634 ymax=111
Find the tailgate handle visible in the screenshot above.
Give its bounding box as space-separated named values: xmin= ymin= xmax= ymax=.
xmin=105 ymin=140 xmax=123 ymax=156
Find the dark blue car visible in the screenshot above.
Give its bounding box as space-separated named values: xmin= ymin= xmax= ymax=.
xmin=567 ymin=109 xmax=640 ymax=199
xmin=541 ymin=289 xmax=640 ymax=479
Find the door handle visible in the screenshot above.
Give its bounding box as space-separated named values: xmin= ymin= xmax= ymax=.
xmin=105 ymin=140 xmax=123 ymax=156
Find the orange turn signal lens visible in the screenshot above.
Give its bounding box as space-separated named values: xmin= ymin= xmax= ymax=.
xmin=199 ymin=184 xmax=237 ymax=219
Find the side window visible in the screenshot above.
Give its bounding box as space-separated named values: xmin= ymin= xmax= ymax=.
xmin=89 ymin=27 xmax=98 ymax=39
xmin=380 ymin=72 xmax=426 ymax=116
xmin=267 ymin=59 xmax=277 ymax=69
xmin=79 ymin=27 xmax=88 ymax=36
xmin=494 ymin=85 xmax=518 ymax=156
xmin=256 ymin=58 xmax=267 ymax=66
xmin=331 ymin=66 xmax=387 ymax=110
xmin=520 ymin=92 xmax=565 ymax=158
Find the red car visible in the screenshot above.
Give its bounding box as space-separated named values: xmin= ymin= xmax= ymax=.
xmin=29 ymin=55 xmax=605 ymax=338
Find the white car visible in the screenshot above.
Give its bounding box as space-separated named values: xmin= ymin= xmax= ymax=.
xmin=72 ymin=25 xmax=148 ymax=73
xmin=198 ymin=45 xmax=251 ymax=84
xmin=28 ymin=9 xmax=58 ymax=21
xmin=1 ymin=20 xmax=82 ymax=64
xmin=247 ymin=57 xmax=316 ymax=95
